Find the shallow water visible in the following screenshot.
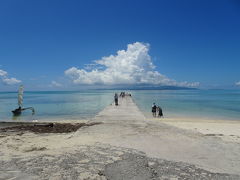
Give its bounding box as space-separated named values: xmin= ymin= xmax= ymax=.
xmin=0 ymin=89 xmax=239 ymax=122
xmin=131 ymin=90 xmax=240 ymax=120
xmin=0 ymin=90 xmax=114 ymax=122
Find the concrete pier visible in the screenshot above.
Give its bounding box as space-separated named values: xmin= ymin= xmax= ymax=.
xmin=94 ymin=96 xmax=146 ymax=124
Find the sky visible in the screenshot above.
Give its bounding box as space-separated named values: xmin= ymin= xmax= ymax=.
xmin=0 ymin=0 xmax=240 ymax=91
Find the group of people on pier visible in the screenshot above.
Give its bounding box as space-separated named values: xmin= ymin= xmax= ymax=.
xmin=113 ymin=93 xmax=163 ymax=118
xmin=152 ymin=103 xmax=163 ymax=118
xmin=114 ymin=92 xmax=132 ymax=106
xmin=119 ymin=92 xmax=131 ymax=98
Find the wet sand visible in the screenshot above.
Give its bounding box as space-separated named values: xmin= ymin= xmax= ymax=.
xmin=0 ymin=96 xmax=240 ymax=179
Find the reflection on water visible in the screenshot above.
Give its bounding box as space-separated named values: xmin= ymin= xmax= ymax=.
xmin=12 ymin=114 xmax=21 ymax=121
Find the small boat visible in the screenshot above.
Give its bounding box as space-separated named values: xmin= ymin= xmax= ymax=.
xmin=12 ymin=85 xmax=35 ymax=116
xmin=12 ymin=106 xmax=22 ymax=116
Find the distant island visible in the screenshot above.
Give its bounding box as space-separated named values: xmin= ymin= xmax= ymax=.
xmin=97 ymin=85 xmax=198 ymax=90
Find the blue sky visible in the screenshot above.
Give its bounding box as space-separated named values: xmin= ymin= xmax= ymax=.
xmin=0 ymin=0 xmax=240 ymax=90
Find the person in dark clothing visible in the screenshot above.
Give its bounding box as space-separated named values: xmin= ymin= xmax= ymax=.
xmin=114 ymin=93 xmax=118 ymax=106
xmin=157 ymin=106 xmax=163 ymax=118
xmin=152 ymin=103 xmax=157 ymax=117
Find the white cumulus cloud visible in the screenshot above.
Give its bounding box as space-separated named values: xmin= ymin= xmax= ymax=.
xmin=50 ymin=81 xmax=62 ymax=87
xmin=0 ymin=70 xmax=8 ymax=76
xmin=65 ymin=42 xmax=199 ymax=88
xmin=0 ymin=69 xmax=21 ymax=85
xmin=235 ymin=81 xmax=240 ymax=86
xmin=2 ymin=77 xmax=21 ymax=85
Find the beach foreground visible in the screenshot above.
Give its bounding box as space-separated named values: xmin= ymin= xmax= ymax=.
xmin=0 ymin=96 xmax=240 ymax=179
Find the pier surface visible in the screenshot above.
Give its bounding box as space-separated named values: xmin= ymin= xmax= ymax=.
xmin=1 ymin=96 xmax=240 ymax=179
xmin=95 ymin=96 xmax=146 ymax=123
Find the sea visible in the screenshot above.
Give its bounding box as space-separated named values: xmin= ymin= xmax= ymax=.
xmin=0 ymin=90 xmax=240 ymax=122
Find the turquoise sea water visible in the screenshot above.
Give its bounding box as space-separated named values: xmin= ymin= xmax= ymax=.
xmin=0 ymin=90 xmax=114 ymax=122
xmin=132 ymin=90 xmax=240 ymax=120
xmin=0 ymin=90 xmax=240 ymax=122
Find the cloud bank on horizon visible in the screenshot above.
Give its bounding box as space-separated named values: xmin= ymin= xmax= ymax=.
xmin=0 ymin=69 xmax=21 ymax=85
xmin=65 ymin=42 xmax=199 ymax=88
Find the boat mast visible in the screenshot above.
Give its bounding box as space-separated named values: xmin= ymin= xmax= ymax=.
xmin=18 ymin=85 xmax=24 ymax=107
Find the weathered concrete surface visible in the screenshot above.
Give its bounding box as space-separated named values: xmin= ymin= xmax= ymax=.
xmin=1 ymin=144 xmax=238 ymax=180
xmin=0 ymin=96 xmax=240 ymax=179
xmin=104 ymin=151 xmax=238 ymax=180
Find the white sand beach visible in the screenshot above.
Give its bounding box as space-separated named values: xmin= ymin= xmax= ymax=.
xmin=1 ymin=96 xmax=240 ymax=179
xmin=160 ymin=118 xmax=240 ymax=143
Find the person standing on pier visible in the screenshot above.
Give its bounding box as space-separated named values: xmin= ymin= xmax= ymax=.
xmin=114 ymin=93 xmax=118 ymax=106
